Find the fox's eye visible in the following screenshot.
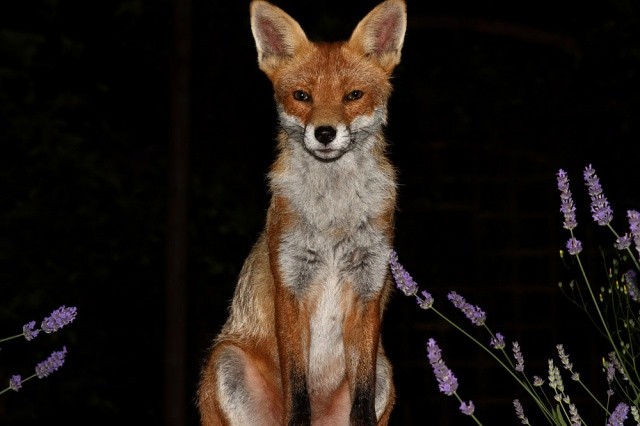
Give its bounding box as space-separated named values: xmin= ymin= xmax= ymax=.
xmin=293 ymin=90 xmax=311 ymax=102
xmin=345 ymin=90 xmax=363 ymax=101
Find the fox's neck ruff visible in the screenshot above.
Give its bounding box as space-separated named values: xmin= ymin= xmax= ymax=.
xmin=269 ymin=130 xmax=396 ymax=232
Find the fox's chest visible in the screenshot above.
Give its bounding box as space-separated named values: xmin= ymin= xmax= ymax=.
xmin=278 ymin=222 xmax=390 ymax=294
xmin=279 ymin=229 xmax=389 ymax=393
xmin=271 ymin=149 xmax=394 ymax=387
xmin=275 ymin=155 xmax=394 ymax=296
xmin=307 ymin=272 xmax=347 ymax=393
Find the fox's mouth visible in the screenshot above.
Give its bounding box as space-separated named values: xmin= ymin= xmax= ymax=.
xmin=312 ymin=147 xmax=344 ymax=162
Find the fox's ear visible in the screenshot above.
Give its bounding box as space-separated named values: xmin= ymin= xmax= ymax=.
xmin=348 ymin=0 xmax=407 ymax=73
xmin=250 ymin=0 xmax=309 ymax=77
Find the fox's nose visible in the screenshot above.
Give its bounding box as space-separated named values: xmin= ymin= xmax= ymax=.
xmin=314 ymin=126 xmax=336 ymax=145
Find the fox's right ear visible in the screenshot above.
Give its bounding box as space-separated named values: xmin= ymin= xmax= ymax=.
xmin=250 ymin=0 xmax=309 ymax=77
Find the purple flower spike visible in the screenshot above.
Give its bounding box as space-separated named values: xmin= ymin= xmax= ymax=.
xmin=9 ymin=375 xmax=22 ymax=392
xmin=416 ymin=290 xmax=434 ymax=310
xmin=557 ymin=169 xmax=577 ymax=230
xmin=35 ymin=346 xmax=68 ymax=378
xmin=426 ymin=338 xmax=458 ymax=396
xmin=513 ymin=399 xmax=530 ymax=424
xmin=512 ymin=341 xmax=525 ymax=372
xmin=41 ymin=306 xmax=77 ymax=334
xmin=389 ymin=250 xmax=419 ymax=296
xmin=447 ymin=291 xmax=486 ymax=326
xmin=615 ymin=233 xmax=632 ymax=250
xmin=607 ymin=402 xmax=629 ymax=426
xmin=583 ymin=164 xmax=613 ymax=226
xmin=460 ymin=400 xmax=475 ymax=416
xmin=628 ymin=210 xmax=640 ymax=254
xmin=624 ymin=270 xmax=640 ymax=303
xmin=490 ymin=332 xmax=506 ymax=350
xmin=566 ymin=237 xmax=583 ymax=255
xmin=23 ymin=321 xmax=40 ymax=341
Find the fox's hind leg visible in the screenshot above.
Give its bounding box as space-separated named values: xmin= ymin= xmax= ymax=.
xmin=198 ymin=342 xmax=284 ymax=426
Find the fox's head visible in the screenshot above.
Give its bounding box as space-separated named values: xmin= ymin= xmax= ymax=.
xmin=250 ymin=0 xmax=406 ymax=162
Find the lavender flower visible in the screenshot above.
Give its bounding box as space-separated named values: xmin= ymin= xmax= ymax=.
xmin=426 ymin=338 xmax=458 ymax=396
xmin=9 ymin=375 xmax=22 ymax=392
xmin=607 ymin=351 xmax=627 ymax=381
xmin=490 ymin=332 xmax=505 ymax=350
xmin=604 ymin=356 xmax=616 ymax=386
xmin=548 ymin=359 xmax=565 ymax=395
xmin=17 ymin=305 xmax=77 ymax=343
xmin=1 ymin=347 xmax=71 ymax=395
xmin=566 ymin=237 xmax=583 ymax=255
xmin=512 ymin=341 xmax=524 ymax=372
xmin=41 ymin=306 xmax=77 ymax=334
xmin=583 ymin=164 xmax=613 ymax=226
xmin=615 ymin=233 xmax=632 ymax=250
xmin=35 ymin=346 xmax=67 ymax=378
xmin=568 ymin=403 xmax=581 ymax=425
xmin=447 ymin=291 xmax=486 ymax=326
xmin=460 ymin=400 xmax=475 ymax=415
xmin=416 ymin=290 xmax=434 ymax=310
xmin=557 ymin=169 xmax=577 ymax=230
xmin=22 ymin=321 xmax=40 ymax=341
xmin=630 ymin=210 xmax=640 ymax=233
xmin=389 ymin=250 xmax=418 ymax=296
xmin=556 ymin=344 xmax=573 ymax=371
xmin=608 ymin=402 xmax=629 ymax=426
xmin=624 ymin=270 xmax=640 ymax=302
xmin=513 ymin=399 xmax=530 ymax=425
xmin=628 ymin=210 xmax=640 ymax=254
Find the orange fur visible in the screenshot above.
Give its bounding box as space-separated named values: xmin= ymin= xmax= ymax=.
xmin=198 ymin=1 xmax=406 ymax=424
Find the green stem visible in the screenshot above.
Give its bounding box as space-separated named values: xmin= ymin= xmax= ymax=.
xmin=431 ymin=307 xmax=556 ymax=424
xmin=453 ymin=391 xmax=484 ymax=426
xmin=572 ymin=227 xmax=640 ymax=408
xmin=0 ymin=333 xmax=25 ymax=344
xmin=0 ymin=373 xmax=37 ymax=395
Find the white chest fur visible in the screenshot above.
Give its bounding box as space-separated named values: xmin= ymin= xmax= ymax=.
xmin=271 ymin=137 xmax=394 ymax=296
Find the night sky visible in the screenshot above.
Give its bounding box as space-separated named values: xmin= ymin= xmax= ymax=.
xmin=1 ymin=0 xmax=639 ymax=424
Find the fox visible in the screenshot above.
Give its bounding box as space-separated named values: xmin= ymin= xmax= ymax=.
xmin=197 ymin=0 xmax=407 ymax=424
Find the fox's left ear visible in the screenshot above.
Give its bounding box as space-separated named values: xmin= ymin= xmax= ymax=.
xmin=348 ymin=0 xmax=407 ymax=74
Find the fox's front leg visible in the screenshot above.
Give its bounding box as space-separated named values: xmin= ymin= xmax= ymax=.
xmin=344 ymin=298 xmax=380 ymax=425
xmin=274 ymin=285 xmax=312 ymax=425
xmin=344 ymin=288 xmax=398 ymax=426
xmin=343 ymin=245 xmax=395 ymax=426
xmin=267 ymin=202 xmax=314 ymax=425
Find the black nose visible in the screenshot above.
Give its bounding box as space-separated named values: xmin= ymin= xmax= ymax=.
xmin=314 ymin=126 xmax=336 ymax=145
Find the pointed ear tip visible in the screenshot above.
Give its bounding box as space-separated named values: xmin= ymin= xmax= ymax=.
xmin=250 ymin=0 xmax=271 ymax=15
xmin=386 ymin=0 xmax=407 ymax=11
xmin=376 ymin=0 xmax=407 ymax=25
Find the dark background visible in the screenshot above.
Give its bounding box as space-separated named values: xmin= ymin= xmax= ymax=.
xmin=1 ymin=0 xmax=639 ymax=424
